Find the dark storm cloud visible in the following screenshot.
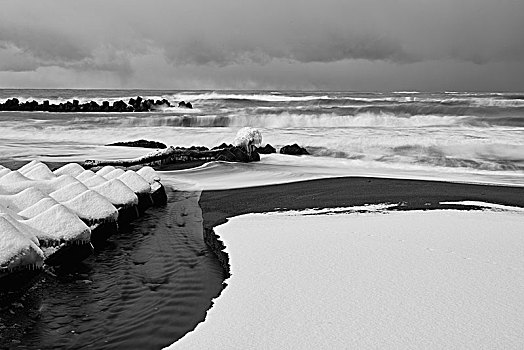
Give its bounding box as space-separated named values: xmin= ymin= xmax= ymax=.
xmin=0 ymin=0 xmax=523 ymax=90
xmin=0 ymin=25 xmax=88 ymax=62
xmin=168 ymin=33 xmax=412 ymax=66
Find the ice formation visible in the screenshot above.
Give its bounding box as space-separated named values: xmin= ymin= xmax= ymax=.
xmin=0 ymin=217 xmax=44 ymax=275
xmin=0 ymin=161 xmax=164 ymax=277
xmin=233 ymin=127 xmax=263 ymax=155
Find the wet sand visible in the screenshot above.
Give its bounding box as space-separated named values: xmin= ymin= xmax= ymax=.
xmin=199 ymin=176 xmax=524 ymax=229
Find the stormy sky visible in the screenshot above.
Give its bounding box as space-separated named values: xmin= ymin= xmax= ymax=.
xmin=1 ymin=0 xmax=523 ymax=91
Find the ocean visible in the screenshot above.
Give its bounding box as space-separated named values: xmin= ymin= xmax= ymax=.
xmin=1 ymin=89 xmax=523 ymax=186
xmin=2 ymin=89 xmax=524 ymax=349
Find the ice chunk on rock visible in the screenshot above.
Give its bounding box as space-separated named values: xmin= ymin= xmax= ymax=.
xmin=0 ymin=217 xmax=44 ymax=272
xmin=63 ymin=190 xmax=118 ymax=224
xmin=0 ymin=209 xmax=41 ymax=246
xmin=233 ymin=127 xmax=262 ymax=150
xmin=137 ymin=166 xmax=161 ymax=192
xmin=118 ymin=171 xmax=151 ymax=194
xmin=25 ymin=204 xmax=91 ymax=246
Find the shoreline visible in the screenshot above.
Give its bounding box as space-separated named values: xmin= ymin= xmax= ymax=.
xmin=199 ymin=176 xmax=524 ymax=230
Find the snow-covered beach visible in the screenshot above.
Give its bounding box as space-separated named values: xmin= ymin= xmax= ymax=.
xmin=173 ymin=206 xmax=524 ymax=349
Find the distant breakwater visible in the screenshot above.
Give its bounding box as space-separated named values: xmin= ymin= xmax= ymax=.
xmin=0 ymin=96 xmax=193 ymax=112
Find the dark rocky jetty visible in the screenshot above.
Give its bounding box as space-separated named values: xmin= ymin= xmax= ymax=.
xmin=0 ymin=96 xmax=192 ymax=113
xmin=280 ymin=143 xmax=310 ymax=155
xmin=85 ymin=144 xmax=261 ymax=169
xmin=106 ymin=139 xmax=167 ymax=149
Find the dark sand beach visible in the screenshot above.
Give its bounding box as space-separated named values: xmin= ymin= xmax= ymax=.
xmin=200 ymin=177 xmax=524 ymax=229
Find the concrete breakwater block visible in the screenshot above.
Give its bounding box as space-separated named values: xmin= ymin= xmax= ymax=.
xmin=0 ymin=162 xmax=166 ymax=286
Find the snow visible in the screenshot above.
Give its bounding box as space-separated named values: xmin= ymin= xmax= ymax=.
xmin=49 ymin=181 xmax=89 ymax=202
xmin=103 ymin=168 xmax=125 ymax=180
xmin=95 ymin=165 xmax=116 ymax=177
xmin=117 ymin=171 xmax=151 ymax=194
xmin=0 ymin=210 xmax=41 ymax=245
xmin=0 ymin=172 xmax=79 ymax=194
xmin=0 ymin=216 xmax=44 ymax=270
xmin=53 ymin=162 xmax=85 ymax=177
xmin=81 ymin=173 xmax=110 ymax=187
xmin=137 ymin=166 xmax=161 ymax=184
xmin=63 ymin=190 xmax=118 ymax=223
xmin=25 ymin=204 xmax=91 ymax=244
xmin=0 ymin=187 xmax=49 ymax=212
xmin=91 ymin=179 xmax=138 ymax=207
xmin=19 ymin=162 xmax=56 ymax=180
xmin=0 ymin=203 xmax=23 ymax=219
xmin=75 ymin=170 xmax=98 ymax=182
xmin=137 ymin=166 xmax=161 ymax=192
xmin=19 ymin=198 xmax=59 ymax=218
xmin=440 ymin=201 xmax=524 ymax=212
xmin=0 ymin=170 xmax=30 ymax=186
xmin=0 ymin=168 xmax=10 ymax=178
xmin=0 ymin=161 xmax=160 ymax=269
xmin=75 ymin=168 xmax=150 ymax=197
xmin=172 ymin=207 xmax=524 ymax=349
xmin=18 ymin=160 xmax=42 ymax=174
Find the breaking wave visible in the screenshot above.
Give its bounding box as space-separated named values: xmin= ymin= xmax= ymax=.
xmin=68 ymin=112 xmax=477 ymax=129
xmin=171 ymin=92 xmax=332 ymax=102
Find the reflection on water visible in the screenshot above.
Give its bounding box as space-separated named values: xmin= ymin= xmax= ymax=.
xmin=0 ymin=189 xmax=224 ymax=349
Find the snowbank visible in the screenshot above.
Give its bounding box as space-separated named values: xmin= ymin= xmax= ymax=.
xmin=0 ymin=161 xmax=164 ymax=272
xmin=172 ymin=206 xmax=524 ymax=349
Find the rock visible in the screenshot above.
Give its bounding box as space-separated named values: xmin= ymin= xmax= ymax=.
xmin=256 ymin=144 xmax=276 ymax=154
xmin=178 ymin=101 xmax=193 ymax=109
xmin=112 ymin=100 xmax=128 ymax=112
xmin=0 ymin=96 xmax=168 ymax=112
xmin=188 ymin=146 xmax=209 ymax=151
xmin=134 ymin=96 xmax=143 ymax=108
xmin=212 ymin=143 xmax=234 ymax=150
xmin=106 ymin=139 xmax=167 ymax=149
xmin=216 ymin=146 xmax=259 ymax=163
xmin=280 ymin=144 xmax=309 ymax=155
